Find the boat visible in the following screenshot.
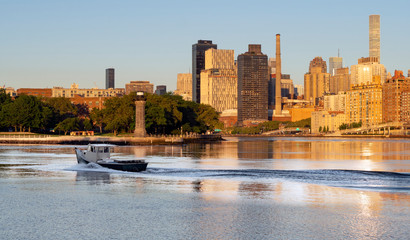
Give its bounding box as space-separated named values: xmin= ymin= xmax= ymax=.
xmin=75 ymin=144 xmax=148 ymax=172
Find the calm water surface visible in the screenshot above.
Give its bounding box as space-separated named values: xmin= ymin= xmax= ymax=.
xmin=1 ymin=137 xmax=409 ymax=239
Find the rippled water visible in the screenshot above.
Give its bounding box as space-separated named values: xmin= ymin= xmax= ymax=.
xmin=1 ymin=137 xmax=409 ymax=239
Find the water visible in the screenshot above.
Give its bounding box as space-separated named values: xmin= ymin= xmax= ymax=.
xmin=1 ymin=137 xmax=409 ymax=239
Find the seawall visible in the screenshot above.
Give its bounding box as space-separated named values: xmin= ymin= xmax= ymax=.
xmin=0 ymin=134 xmax=223 ymax=145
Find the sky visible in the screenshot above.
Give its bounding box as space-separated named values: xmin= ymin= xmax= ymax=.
xmin=1 ymin=0 xmax=410 ymax=91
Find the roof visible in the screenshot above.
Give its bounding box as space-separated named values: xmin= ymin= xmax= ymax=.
xmin=88 ymin=144 xmax=116 ymax=147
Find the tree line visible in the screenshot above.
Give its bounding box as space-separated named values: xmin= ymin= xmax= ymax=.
xmin=0 ymin=89 xmax=222 ymax=135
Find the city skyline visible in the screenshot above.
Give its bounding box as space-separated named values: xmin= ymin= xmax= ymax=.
xmin=1 ymin=1 xmax=410 ymax=91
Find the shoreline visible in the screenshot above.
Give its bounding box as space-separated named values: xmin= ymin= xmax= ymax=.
xmin=0 ymin=134 xmax=223 ymax=145
xmin=0 ymin=133 xmax=410 ymax=146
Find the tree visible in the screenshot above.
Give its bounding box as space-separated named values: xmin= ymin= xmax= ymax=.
xmin=0 ymin=89 xmax=12 ymax=130
xmin=195 ymin=104 xmax=222 ymax=132
xmin=90 ymin=108 xmax=105 ymax=133
xmin=319 ymin=126 xmax=322 ymax=132
xmin=1 ymin=95 xmax=48 ymax=132
xmin=83 ymin=119 xmax=93 ymax=131
xmin=55 ymin=118 xmax=81 ymax=135
xmin=103 ymin=94 xmax=136 ymax=135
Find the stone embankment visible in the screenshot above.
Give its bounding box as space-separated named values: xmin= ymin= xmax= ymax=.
xmin=0 ymin=134 xmax=222 ymax=145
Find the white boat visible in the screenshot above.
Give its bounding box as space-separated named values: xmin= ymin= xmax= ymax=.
xmin=75 ymin=144 xmax=148 ymax=172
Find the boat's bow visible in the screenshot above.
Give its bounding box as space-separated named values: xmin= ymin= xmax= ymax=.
xmin=75 ymin=148 xmax=89 ymax=164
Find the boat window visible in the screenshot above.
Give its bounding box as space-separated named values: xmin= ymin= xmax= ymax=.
xmin=104 ymin=147 xmax=109 ymax=153
xmin=98 ymin=147 xmax=103 ymax=153
xmin=91 ymin=146 xmax=94 ymax=152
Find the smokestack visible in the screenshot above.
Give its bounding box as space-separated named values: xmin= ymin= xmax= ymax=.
xmin=275 ymin=34 xmax=282 ymax=115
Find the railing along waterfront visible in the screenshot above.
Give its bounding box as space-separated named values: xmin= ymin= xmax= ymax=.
xmin=0 ymin=134 xmax=53 ymax=139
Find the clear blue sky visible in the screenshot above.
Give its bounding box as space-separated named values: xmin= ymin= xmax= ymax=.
xmin=1 ymin=0 xmax=409 ymax=91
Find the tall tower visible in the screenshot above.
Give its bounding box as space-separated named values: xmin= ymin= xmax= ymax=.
xmin=369 ymin=15 xmax=380 ymax=63
xmin=275 ymin=34 xmax=282 ymax=115
xmin=329 ymin=57 xmax=343 ymax=76
xmin=105 ymin=68 xmax=115 ymax=89
xmin=237 ymin=44 xmax=269 ymax=126
xmin=192 ymin=40 xmax=217 ymax=103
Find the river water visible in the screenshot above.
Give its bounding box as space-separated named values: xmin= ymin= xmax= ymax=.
xmin=1 ymin=137 xmax=409 ymax=239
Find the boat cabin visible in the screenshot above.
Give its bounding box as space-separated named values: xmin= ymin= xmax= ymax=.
xmin=85 ymin=144 xmax=114 ymax=161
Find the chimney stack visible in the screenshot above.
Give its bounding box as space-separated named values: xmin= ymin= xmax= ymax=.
xmin=275 ymin=34 xmax=282 ymax=115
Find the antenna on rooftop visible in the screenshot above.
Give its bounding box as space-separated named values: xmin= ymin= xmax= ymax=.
xmin=338 ymin=48 xmax=340 ymax=58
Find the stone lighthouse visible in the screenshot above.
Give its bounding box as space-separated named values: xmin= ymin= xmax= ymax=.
xmin=134 ymin=92 xmax=146 ymax=137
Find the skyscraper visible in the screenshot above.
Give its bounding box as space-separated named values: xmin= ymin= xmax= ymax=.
xmin=350 ymin=57 xmax=386 ymax=85
xmin=329 ymin=67 xmax=351 ymax=94
xmin=382 ymin=70 xmax=410 ymax=123
xmin=200 ymin=49 xmax=237 ymax=112
xmin=309 ymin=57 xmax=327 ymax=73
xmin=369 ymin=15 xmax=380 ymax=63
xmin=237 ymin=44 xmax=269 ymax=126
xmin=105 ymin=68 xmax=115 ymax=89
xmin=155 ymin=85 xmax=167 ymax=95
xmin=329 ymin=57 xmax=343 ymax=76
xmin=174 ymin=73 xmax=192 ymax=101
xmin=304 ymin=57 xmax=331 ymax=105
xmin=192 ymin=40 xmax=217 ymax=103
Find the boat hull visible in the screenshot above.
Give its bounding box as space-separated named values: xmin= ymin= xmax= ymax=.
xmin=75 ymin=148 xmax=148 ymax=172
xmin=98 ymin=162 xmax=148 ymax=172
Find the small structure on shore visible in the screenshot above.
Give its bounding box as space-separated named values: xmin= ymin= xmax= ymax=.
xmin=134 ymin=92 xmax=146 ymax=137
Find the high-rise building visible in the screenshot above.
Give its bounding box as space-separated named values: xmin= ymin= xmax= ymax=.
xmin=269 ymin=74 xmax=293 ymax=106
xmin=324 ymin=93 xmax=346 ymax=112
xmin=106 ymin=68 xmax=115 ymax=89
xmin=401 ymin=92 xmax=410 ymax=123
xmin=192 ymin=40 xmax=217 ymax=103
xmin=200 ymin=49 xmax=237 ymax=112
xmin=350 ymin=57 xmax=387 ymax=85
xmin=309 ymin=57 xmax=327 ymax=73
xmin=174 ymin=73 xmax=192 ymax=101
xmin=369 ymin=15 xmax=380 ymax=63
xmin=155 ymin=85 xmax=167 ymax=95
xmin=268 ymin=58 xmax=276 ymax=74
xmin=346 ymin=76 xmax=383 ymax=126
xmin=330 ymin=67 xmax=351 ymax=94
xmin=329 ymin=57 xmax=343 ymax=76
xmin=237 ymin=44 xmax=269 ymax=126
xmin=281 ymin=76 xmax=294 ymax=99
xmin=304 ymin=57 xmax=331 ymax=105
xmin=125 ymin=81 xmax=154 ymax=94
xmin=294 ymin=84 xmax=304 ymax=97
xmin=382 ymin=70 xmax=410 ymax=123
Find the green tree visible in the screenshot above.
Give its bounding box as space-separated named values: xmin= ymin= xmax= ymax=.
xmin=1 ymin=95 xmax=47 ymax=132
xmin=55 ymin=117 xmax=81 ymax=135
xmin=83 ymin=118 xmax=93 ymax=131
xmin=103 ymin=94 xmax=135 ymax=135
xmin=0 ymin=89 xmax=12 ymax=129
xmin=90 ymin=108 xmax=105 ymax=133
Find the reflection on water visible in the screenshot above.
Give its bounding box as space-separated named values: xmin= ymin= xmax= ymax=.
xmin=119 ymin=137 xmax=410 ymax=173
xmin=0 ymin=139 xmax=409 ymax=239
xmin=76 ymin=171 xmax=111 ymax=184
